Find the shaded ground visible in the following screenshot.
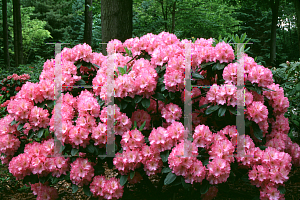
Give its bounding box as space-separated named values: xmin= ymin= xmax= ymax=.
xmin=1 ymin=163 xmax=300 ymax=200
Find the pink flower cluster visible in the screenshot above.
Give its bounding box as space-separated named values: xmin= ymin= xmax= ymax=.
xmin=263 ymin=83 xmax=289 ymax=114
xmin=90 ymin=175 xmax=124 ymax=199
xmin=149 ymin=123 xmax=185 ymax=153
xmin=7 ymin=98 xmax=34 ymax=123
xmin=146 ymin=99 xmax=165 ymax=114
xmin=121 ymin=129 xmax=145 ymax=151
xmin=161 ymin=103 xmax=182 ymax=123
xmin=4 ymin=73 xmax=30 ymax=81
xmin=223 ymin=54 xmax=273 ymax=87
xmin=31 ymin=182 xmax=59 ymax=200
xmin=246 ymin=101 xmax=268 ymax=124
xmin=8 ymin=139 xmax=69 ymax=180
xmin=214 ymin=41 xmax=235 ymax=64
xmin=206 ymin=83 xmax=237 ymax=107
xmin=206 ymin=157 xmax=231 ymax=185
xmin=29 ymin=106 xmax=50 ymax=131
xmin=99 ymin=105 xmax=132 ymax=136
xmin=131 ymin=109 xmax=151 ymax=130
xmin=70 ymin=158 xmax=95 ymax=187
xmin=91 ymin=122 xmax=107 ymax=147
xmin=0 ymin=115 xmax=20 ymax=165
xmin=193 ymin=124 xmax=213 ymax=149
xmin=140 ymin=145 xmax=163 ymax=176
xmin=247 ymin=147 xmax=292 ymax=199
xmin=113 ymin=149 xmax=143 ymax=175
xmin=93 ymin=57 xmax=157 ymax=101
xmin=180 ymin=87 xmax=202 ymax=103
xmin=168 ymin=140 xmax=206 ymax=184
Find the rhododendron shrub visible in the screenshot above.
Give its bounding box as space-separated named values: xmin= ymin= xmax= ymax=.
xmin=0 ymin=32 xmax=299 ymax=200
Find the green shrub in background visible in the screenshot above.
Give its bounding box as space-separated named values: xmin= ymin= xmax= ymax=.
xmin=0 ymin=56 xmax=45 ymax=118
xmin=271 ymin=60 xmax=300 ymax=145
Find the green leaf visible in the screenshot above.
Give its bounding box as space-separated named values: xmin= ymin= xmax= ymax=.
xmin=17 ymin=185 xmax=31 ymax=191
xmin=199 ymin=104 xmax=209 ymax=109
xmin=279 ymin=63 xmax=288 ymax=68
xmin=202 ymin=159 xmax=209 ymax=166
xmin=152 ymin=93 xmax=165 ymax=101
xmin=160 ymin=150 xmax=170 ymax=163
xmin=228 ymin=106 xmax=239 ymax=115
xmin=200 ymin=180 xmax=210 ymax=194
xmin=92 ymin=63 xmax=101 ymax=69
xmin=87 ymin=144 xmax=95 ymax=154
xmin=76 ymin=63 xmax=82 ymax=69
xmin=181 ymin=177 xmax=191 ymax=190
xmin=169 ymin=92 xmax=175 ymax=100
xmin=278 ymin=185 xmax=286 ymax=194
xmin=39 ymin=175 xmax=49 ymax=184
xmin=120 ymin=175 xmax=128 ymax=186
xmin=37 ymin=129 xmax=44 ymax=138
xmin=133 ymin=121 xmax=137 ymax=129
xmin=139 ymin=121 xmax=146 ymax=132
xmin=59 ymin=145 xmax=65 ymax=154
xmin=121 ymin=101 xmax=128 ymax=110
xmin=71 ymin=148 xmax=79 ymax=156
xmin=114 ymin=71 xmax=118 ymax=78
xmin=130 ymin=171 xmax=135 ymax=179
xmin=44 ymin=129 xmax=49 ymax=138
xmin=141 ymin=98 xmax=150 ymax=109
xmin=292 ymin=119 xmax=300 ymax=126
xmin=253 ymin=123 xmax=263 ymax=140
xmin=192 ymin=72 xmax=204 ymax=79
xmin=17 ymin=123 xmax=24 ymax=131
xmin=259 ymin=146 xmax=267 ymax=150
xmin=205 ymin=105 xmax=220 ymax=115
xmin=118 ymin=67 xmax=125 ymax=76
xmin=83 ymin=185 xmax=92 ymax=196
xmin=124 ymin=47 xmax=132 ymax=56
xmin=134 ymin=95 xmax=143 ymax=104
xmin=245 ymin=120 xmax=252 ymax=127
xmin=162 ymin=167 xmax=172 ymax=173
xmin=10 ymin=120 xmax=18 ymax=126
xmin=164 ymin=172 xmax=177 ymax=185
xmin=200 ymin=62 xmax=214 ymax=68
xmin=218 ymin=106 xmax=226 ymax=117
xmin=75 ymin=79 xmax=86 ymax=86
xmin=296 ymin=83 xmax=300 ymax=91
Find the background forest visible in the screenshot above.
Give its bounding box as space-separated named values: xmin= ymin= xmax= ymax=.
xmin=0 ymin=0 xmax=300 ymax=68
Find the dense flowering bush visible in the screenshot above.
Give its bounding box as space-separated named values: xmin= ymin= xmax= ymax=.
xmin=0 ymin=32 xmax=299 ymax=200
xmin=0 ymin=73 xmax=31 ymax=118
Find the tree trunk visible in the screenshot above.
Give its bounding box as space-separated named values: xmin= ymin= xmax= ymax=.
xmin=101 ymin=0 xmax=133 ymax=56
xmin=13 ymin=0 xmax=24 ymax=67
xmin=171 ymin=1 xmax=176 ymax=33
xmin=160 ymin=0 xmax=168 ymax=32
xmin=84 ymin=0 xmax=93 ymax=46
xmin=2 ymin=0 xmax=10 ymax=69
xmin=294 ymin=0 xmax=300 ymax=58
xmin=270 ymin=0 xmax=279 ymax=66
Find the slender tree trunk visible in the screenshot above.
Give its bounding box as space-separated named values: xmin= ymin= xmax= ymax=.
xmin=294 ymin=0 xmax=300 ymax=58
xmin=160 ymin=0 xmax=168 ymax=32
xmin=84 ymin=0 xmax=93 ymax=46
xmin=13 ymin=0 xmax=19 ymax=67
xmin=3 ymin=0 xmax=10 ymax=69
xmin=13 ymin=0 xmax=24 ymax=67
xmin=270 ymin=0 xmax=280 ymax=66
xmin=171 ymin=1 xmax=176 ymax=33
xmin=101 ymin=0 xmax=132 ymax=56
